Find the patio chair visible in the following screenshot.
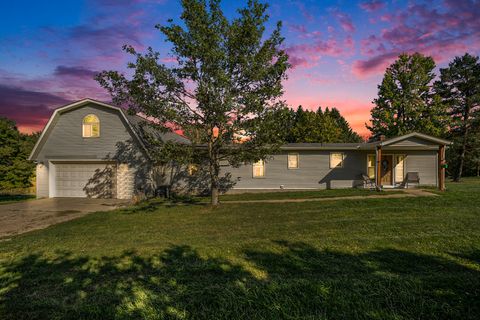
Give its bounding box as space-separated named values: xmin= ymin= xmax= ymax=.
xmin=361 ymin=174 xmax=376 ymax=190
xmin=405 ymin=172 xmax=420 ymax=188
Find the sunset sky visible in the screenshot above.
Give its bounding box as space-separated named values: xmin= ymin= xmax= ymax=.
xmin=0 ymin=0 xmax=479 ymax=137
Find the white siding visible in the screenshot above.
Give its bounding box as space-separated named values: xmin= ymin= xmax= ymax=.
xmin=36 ymin=163 xmax=49 ymax=198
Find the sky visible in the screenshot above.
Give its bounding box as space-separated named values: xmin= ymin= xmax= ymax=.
xmin=0 ymin=0 xmax=479 ymax=137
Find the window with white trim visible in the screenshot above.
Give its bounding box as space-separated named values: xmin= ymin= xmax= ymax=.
xmin=330 ymin=152 xmax=344 ymax=168
xmin=367 ymin=154 xmax=375 ymax=179
xmin=253 ymin=160 xmax=265 ymax=178
xmin=82 ymin=114 xmax=100 ymax=138
xmin=288 ymin=153 xmax=299 ymax=169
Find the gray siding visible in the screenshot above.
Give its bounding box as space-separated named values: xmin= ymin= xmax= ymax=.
xmin=223 ymin=149 xmax=438 ymax=190
xmin=34 ymin=103 xmax=155 ymax=198
xmin=36 ymin=103 xmax=142 ymax=162
xmin=224 ymin=151 xmax=368 ymax=190
xmin=405 ymin=150 xmax=437 ymax=186
xmin=388 ymin=137 xmax=438 ymax=148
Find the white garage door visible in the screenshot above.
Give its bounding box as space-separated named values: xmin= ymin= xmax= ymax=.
xmin=55 ymin=163 xmax=116 ymax=198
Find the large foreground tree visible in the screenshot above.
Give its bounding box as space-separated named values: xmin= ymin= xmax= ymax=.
xmin=367 ymin=53 xmax=446 ymax=138
xmin=97 ymin=0 xmax=290 ymax=205
xmin=435 ymin=53 xmax=480 ymax=181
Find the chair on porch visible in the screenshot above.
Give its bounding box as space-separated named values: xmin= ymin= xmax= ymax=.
xmin=404 ymin=172 xmax=420 ymax=188
xmin=361 ymin=174 xmax=376 ymax=190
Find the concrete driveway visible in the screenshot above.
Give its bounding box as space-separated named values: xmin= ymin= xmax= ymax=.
xmin=0 ymin=198 xmax=130 ymax=238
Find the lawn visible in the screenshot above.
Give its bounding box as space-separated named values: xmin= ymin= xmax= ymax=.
xmin=0 ymin=179 xmax=479 ymax=319
xmin=218 ymin=187 xmax=402 ymax=201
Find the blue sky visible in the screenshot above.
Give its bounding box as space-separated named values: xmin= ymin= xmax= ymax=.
xmin=0 ymin=0 xmax=479 ymax=136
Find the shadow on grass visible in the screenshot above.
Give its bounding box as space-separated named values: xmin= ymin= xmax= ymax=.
xmin=0 ymin=194 xmax=35 ymax=204
xmin=0 ymin=242 xmax=479 ymax=319
xmin=118 ymin=197 xmax=207 ymax=215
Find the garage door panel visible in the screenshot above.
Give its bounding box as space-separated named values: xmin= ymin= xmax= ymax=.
xmin=55 ymin=163 xmax=117 ymax=198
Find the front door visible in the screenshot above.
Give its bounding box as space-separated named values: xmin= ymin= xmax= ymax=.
xmin=380 ymin=155 xmax=393 ymax=185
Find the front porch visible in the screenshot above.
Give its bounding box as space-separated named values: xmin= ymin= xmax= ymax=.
xmin=370 ymin=133 xmax=451 ymax=191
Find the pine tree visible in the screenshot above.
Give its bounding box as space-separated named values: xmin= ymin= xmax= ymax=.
xmin=434 ymin=53 xmax=480 ymax=181
xmin=368 ymin=53 xmax=447 ymax=138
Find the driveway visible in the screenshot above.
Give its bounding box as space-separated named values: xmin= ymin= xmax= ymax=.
xmin=0 ymin=198 xmax=130 ymax=238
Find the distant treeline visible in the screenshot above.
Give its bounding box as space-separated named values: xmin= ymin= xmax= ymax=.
xmin=268 ymin=106 xmax=363 ymax=144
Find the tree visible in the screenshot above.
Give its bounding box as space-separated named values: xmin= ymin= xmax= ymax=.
xmin=435 ymin=53 xmax=480 ymax=181
xmin=325 ymin=107 xmax=362 ymax=143
xmin=368 ymin=53 xmax=447 ymax=138
xmin=269 ymin=106 xmax=360 ymax=143
xmin=97 ymin=0 xmax=290 ymax=205
xmin=291 ymin=106 xmax=324 ymax=143
xmin=0 ymin=117 xmax=38 ymax=190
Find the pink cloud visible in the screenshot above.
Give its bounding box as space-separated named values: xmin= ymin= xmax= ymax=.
xmin=295 ymin=1 xmax=314 ymax=22
xmin=286 ymin=29 xmax=355 ymax=69
xmin=333 ymin=10 xmax=356 ymax=33
xmin=354 ymin=0 xmax=480 ymax=77
xmin=359 ymin=1 xmax=385 ymax=12
xmin=352 ymin=51 xmax=400 ymax=77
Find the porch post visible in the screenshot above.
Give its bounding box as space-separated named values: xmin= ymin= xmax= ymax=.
xmin=376 ymin=146 xmax=382 ymax=188
xmin=438 ymin=144 xmax=446 ymax=191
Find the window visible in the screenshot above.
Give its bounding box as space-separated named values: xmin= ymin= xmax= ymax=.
xmin=253 ymin=160 xmax=265 ymax=178
xmin=330 ymin=152 xmax=344 ymax=168
xmin=82 ymin=114 xmax=100 ymax=138
xmin=288 ymin=153 xmax=299 ymax=169
xmin=188 ymin=164 xmax=199 ymax=176
xmin=395 ymin=155 xmax=405 ymax=183
xmin=367 ymin=154 xmax=375 ymax=179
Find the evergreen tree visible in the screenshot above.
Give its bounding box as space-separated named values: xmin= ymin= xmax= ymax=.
xmin=270 ymin=106 xmax=360 ymax=143
xmin=326 ymin=107 xmax=362 ymax=143
xmin=434 ymin=53 xmax=480 ymax=181
xmin=0 ymin=117 xmax=38 ymax=190
xmin=368 ymin=53 xmax=447 ymax=138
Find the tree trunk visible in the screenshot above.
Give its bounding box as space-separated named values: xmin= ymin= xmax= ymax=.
xmin=454 ymin=135 xmax=467 ymax=182
xmin=208 ymin=137 xmax=220 ymax=206
xmin=454 ymin=107 xmax=470 ymax=182
xmin=211 ymin=181 xmax=219 ymax=206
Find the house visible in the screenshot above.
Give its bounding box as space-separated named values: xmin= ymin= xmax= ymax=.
xmin=29 ymin=99 xmax=451 ymax=199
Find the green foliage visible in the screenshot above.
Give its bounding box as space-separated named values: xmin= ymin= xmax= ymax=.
xmin=0 ymin=117 xmax=38 ymax=190
xmin=269 ymin=105 xmax=362 ymax=143
xmin=96 ymin=0 xmax=290 ymax=205
xmin=368 ymin=53 xmax=447 ymax=138
xmin=434 ymin=53 xmax=480 ymax=181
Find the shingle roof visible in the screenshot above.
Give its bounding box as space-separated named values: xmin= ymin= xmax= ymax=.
xmin=281 ymin=142 xmax=377 ymax=150
xmin=123 ymin=112 xmax=191 ymax=145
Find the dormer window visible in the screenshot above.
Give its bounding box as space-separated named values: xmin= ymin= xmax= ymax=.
xmin=82 ymin=114 xmax=100 ymax=138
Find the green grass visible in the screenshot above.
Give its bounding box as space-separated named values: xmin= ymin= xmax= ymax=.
xmin=0 ymin=194 xmax=35 ymax=205
xmin=0 ymin=179 xmax=479 ymax=319
xmin=219 ymin=187 xmax=402 ymax=201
